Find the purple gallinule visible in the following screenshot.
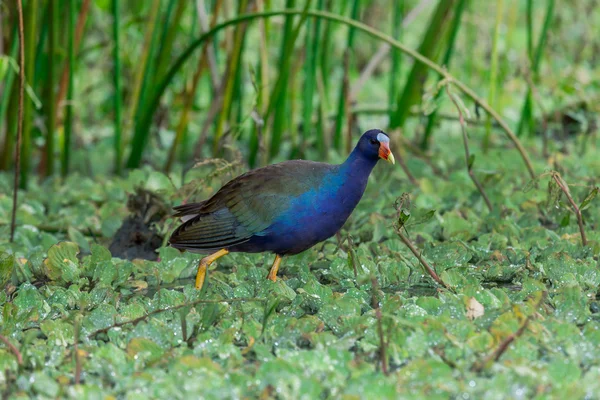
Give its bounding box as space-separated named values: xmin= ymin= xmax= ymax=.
xmin=169 ymin=129 xmax=395 ymax=289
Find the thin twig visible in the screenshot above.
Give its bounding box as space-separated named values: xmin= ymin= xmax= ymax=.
xmin=73 ymin=316 xmax=82 ymax=384
xmin=392 ymin=194 xmax=450 ymax=289
xmin=371 ymin=277 xmax=388 ymax=376
xmin=471 ymin=292 xmax=546 ymax=372
xmin=551 ymin=172 xmax=587 ymax=246
xmin=88 ymin=297 xmax=265 ymax=339
xmin=395 ymin=228 xmax=450 ymax=289
xmin=446 ymin=85 xmax=493 ymax=212
xmin=10 ymin=0 xmax=25 ymax=242
xmin=0 ymin=334 xmax=23 ymax=365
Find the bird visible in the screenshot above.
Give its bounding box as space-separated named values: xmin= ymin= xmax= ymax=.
xmin=169 ymin=129 xmax=395 ymax=289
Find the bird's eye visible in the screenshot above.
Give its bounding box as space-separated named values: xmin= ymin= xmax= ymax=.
xmin=370 ymin=139 xmax=378 ymax=145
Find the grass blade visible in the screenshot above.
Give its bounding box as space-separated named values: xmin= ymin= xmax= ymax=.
xmin=388 ymin=0 xmax=404 ymax=125
xmin=300 ymin=3 xmax=317 ymax=156
xmin=10 ymin=0 xmax=25 ymax=241
xmin=61 ymin=0 xmax=75 ymax=177
xmin=483 ymin=0 xmax=504 ymax=151
xmin=43 ymin=0 xmax=58 ymax=176
xmin=516 ymin=0 xmax=555 ymax=136
xmin=20 ymin=0 xmax=39 ymax=188
xmin=112 ymin=0 xmax=123 ymax=174
xmin=165 ymin=0 xmax=223 ymax=172
xmin=155 ymin=0 xmax=188 ymax=81
xmin=390 ymin=0 xmax=457 ymax=130
xmin=56 ymin=0 xmax=90 ymax=126
xmin=421 ymin=0 xmax=468 ymax=149
xmin=267 ymin=0 xmax=296 ymax=159
xmin=0 ymin=29 xmax=19 ymax=170
xmin=125 ymin=0 xmax=161 ymax=136
xmin=213 ymin=0 xmax=249 ymax=155
xmin=248 ymin=0 xmax=270 ymax=168
xmin=333 ymin=0 xmax=359 ymax=151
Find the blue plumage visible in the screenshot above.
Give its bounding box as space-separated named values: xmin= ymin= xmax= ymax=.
xmin=169 ymin=129 xmax=395 ymax=288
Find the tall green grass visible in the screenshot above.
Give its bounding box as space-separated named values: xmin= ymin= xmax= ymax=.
xmin=0 ymin=1 xmax=571 ymax=182
xmin=61 ymin=0 xmax=75 ymax=177
xmin=213 ymin=0 xmax=249 ymax=155
xmin=20 ymin=0 xmax=38 ymax=188
xmin=390 ymin=0 xmax=458 ymax=131
xmin=483 ymin=0 xmax=504 ymax=152
xmin=0 ymin=29 xmax=19 ymax=170
xmin=43 ymin=0 xmax=58 ymax=176
xmin=388 ymin=1 xmax=404 ymax=127
xmin=112 ymin=0 xmax=123 ymax=174
xmin=333 ymin=0 xmax=360 ymax=152
xmin=517 ymin=0 xmax=555 ymax=136
xmin=421 ymin=0 xmax=468 ymax=149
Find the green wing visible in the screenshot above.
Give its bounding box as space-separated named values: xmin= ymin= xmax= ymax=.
xmin=169 ymin=160 xmax=334 ymax=250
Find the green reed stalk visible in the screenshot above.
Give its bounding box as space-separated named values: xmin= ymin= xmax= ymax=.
xmin=483 ymin=0 xmax=504 ymax=151
xmin=133 ymin=1 xmax=163 ymax=127
xmin=125 ymin=0 xmax=160 ymax=134
xmin=165 ymin=0 xmax=222 ymax=172
xmin=20 ymin=0 xmax=38 ymax=188
xmin=112 ymin=0 xmax=123 ymax=174
xmin=61 ymin=0 xmax=75 ymax=177
xmin=33 ymin=2 xmax=47 ymax=89
xmin=267 ymin=0 xmax=295 ymax=159
xmin=421 ymin=0 xmax=467 ymax=149
xmin=127 ymin=9 xmax=536 ymax=179
xmin=388 ymin=0 xmax=404 ymax=125
xmin=44 ymin=0 xmax=58 ymax=176
xmin=155 ymin=0 xmax=187 ymax=81
xmin=212 ymin=0 xmax=249 ymax=154
xmin=300 ymin=0 xmax=325 ymax=157
xmin=390 ymin=0 xmax=457 ymax=130
xmin=267 ymin=0 xmax=312 ymax=159
xmin=333 ymin=0 xmax=359 ymax=152
xmin=0 ymin=30 xmax=18 ymax=170
xmin=516 ymin=0 xmax=554 ymax=137
xmin=249 ymin=0 xmax=271 ymax=167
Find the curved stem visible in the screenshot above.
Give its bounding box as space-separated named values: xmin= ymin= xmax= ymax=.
xmin=127 ymin=9 xmax=535 ymax=180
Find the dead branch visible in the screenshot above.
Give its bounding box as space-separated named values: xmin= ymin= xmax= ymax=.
xmin=471 ymin=292 xmax=546 ymax=372
xmin=0 ymin=334 xmax=23 ymax=365
xmin=371 ymin=277 xmax=388 ymax=376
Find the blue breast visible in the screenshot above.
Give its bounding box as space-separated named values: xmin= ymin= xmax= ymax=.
xmin=235 ymin=156 xmax=375 ymax=255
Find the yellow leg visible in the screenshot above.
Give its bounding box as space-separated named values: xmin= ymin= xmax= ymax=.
xmin=195 ymin=249 xmax=229 ymax=289
xmin=267 ymin=255 xmax=283 ymax=282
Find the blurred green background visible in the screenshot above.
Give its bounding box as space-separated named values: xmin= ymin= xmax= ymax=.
xmin=1 ymin=1 xmax=600 ymax=398
xmin=1 ymin=0 xmax=597 ymax=183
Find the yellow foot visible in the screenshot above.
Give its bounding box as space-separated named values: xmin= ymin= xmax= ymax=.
xmin=267 ymin=254 xmax=283 ymax=282
xmin=195 ymin=249 xmax=229 ymax=289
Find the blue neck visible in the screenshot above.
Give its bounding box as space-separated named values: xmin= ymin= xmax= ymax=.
xmin=339 ymin=147 xmax=379 ymax=183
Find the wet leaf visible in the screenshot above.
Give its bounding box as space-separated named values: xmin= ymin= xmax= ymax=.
xmin=43 ymin=241 xmax=80 ymax=284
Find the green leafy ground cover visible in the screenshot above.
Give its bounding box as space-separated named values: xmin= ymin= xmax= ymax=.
xmin=1 ymin=132 xmax=599 ymax=399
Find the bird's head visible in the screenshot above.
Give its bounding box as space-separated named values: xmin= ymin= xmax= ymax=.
xmin=357 ymin=129 xmax=395 ymax=164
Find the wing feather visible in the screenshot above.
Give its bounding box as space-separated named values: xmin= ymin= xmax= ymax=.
xmin=169 ymin=160 xmax=335 ymax=251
